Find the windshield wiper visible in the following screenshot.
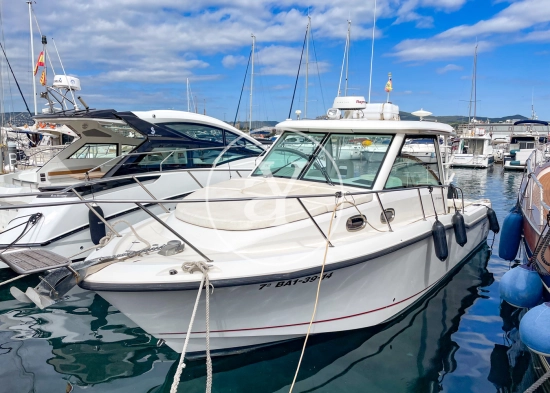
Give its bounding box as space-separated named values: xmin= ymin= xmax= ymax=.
xmin=315 ymin=157 xmax=334 ymax=186
xmin=271 ymin=156 xmax=305 ymax=176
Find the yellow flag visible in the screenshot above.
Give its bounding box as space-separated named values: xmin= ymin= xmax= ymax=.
xmin=385 ymin=79 xmax=393 ymax=93
xmin=39 ymin=69 xmax=46 ymax=86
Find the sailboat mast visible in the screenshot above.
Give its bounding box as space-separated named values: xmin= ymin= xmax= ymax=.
xmin=249 ymin=34 xmax=255 ymax=132
xmin=186 ymin=78 xmax=190 ymax=112
xmin=344 ymin=19 xmax=351 ymax=96
xmin=305 ymin=16 xmax=310 ymax=118
xmin=473 ymin=43 xmax=477 ymax=121
xmin=368 ymin=0 xmax=377 ymax=103
xmin=27 ymin=1 xmax=37 ymax=115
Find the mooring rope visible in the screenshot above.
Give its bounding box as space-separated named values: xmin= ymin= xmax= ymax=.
xmin=170 ymin=261 xmax=212 ymax=393
xmin=288 ymin=197 xmax=362 ymax=393
xmin=68 ymin=219 xmax=152 ymax=260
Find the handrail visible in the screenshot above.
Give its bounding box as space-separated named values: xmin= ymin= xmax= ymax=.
xmin=0 ymin=184 xmax=449 ymax=210
xmin=0 ymin=184 xmax=449 ymax=258
xmin=84 ymin=145 xmax=260 ymax=177
xmin=0 ymin=168 xmax=249 ymax=200
xmin=524 ymin=150 xmax=550 ymax=226
xmin=159 ymin=151 xmax=174 ymax=172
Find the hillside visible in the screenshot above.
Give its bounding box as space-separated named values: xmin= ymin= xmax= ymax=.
xmin=399 ymin=111 xmax=530 ymax=125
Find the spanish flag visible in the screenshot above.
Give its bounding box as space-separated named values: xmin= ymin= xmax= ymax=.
xmin=39 ymin=69 xmax=46 ymax=86
xmin=33 ymin=51 xmax=45 ymax=76
xmin=384 ymin=76 xmax=393 ymax=93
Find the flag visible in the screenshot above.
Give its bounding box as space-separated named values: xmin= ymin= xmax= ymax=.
xmin=384 ymin=77 xmax=393 ymax=93
xmin=33 ymin=51 xmax=44 ymax=76
xmin=39 ymin=69 xmax=46 ymax=86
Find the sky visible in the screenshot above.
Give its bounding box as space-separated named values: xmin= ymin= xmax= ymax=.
xmin=1 ymin=0 xmax=550 ymax=123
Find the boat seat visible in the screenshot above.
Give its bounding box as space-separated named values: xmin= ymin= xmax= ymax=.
xmin=175 ymin=177 xmax=373 ymax=230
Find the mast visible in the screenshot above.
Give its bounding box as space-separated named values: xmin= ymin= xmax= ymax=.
xmin=473 ymin=43 xmax=477 ymax=121
xmin=368 ymin=0 xmax=377 ymax=103
xmin=305 ymin=16 xmax=310 ymax=118
xmin=468 ymin=42 xmax=478 ymax=123
xmin=27 ymin=1 xmax=37 ymax=115
xmin=186 ymin=78 xmax=190 ymax=112
xmin=249 ymin=34 xmax=255 ymax=132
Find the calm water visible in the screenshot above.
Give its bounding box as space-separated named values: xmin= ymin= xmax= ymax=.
xmin=0 ymin=166 xmax=542 ymax=393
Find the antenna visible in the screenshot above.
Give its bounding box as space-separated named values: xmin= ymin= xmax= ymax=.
xmin=368 ymin=0 xmax=377 ymax=103
xmin=532 ymin=88 xmax=537 ymax=120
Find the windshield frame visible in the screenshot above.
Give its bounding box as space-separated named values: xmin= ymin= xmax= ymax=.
xmin=252 ymin=130 xmax=395 ymax=189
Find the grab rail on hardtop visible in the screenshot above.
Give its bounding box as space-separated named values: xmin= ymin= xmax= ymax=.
xmin=84 ymin=145 xmax=263 ymax=179
xmin=0 ymin=184 xmax=458 ymax=261
xmin=524 ymin=150 xmax=550 ymax=226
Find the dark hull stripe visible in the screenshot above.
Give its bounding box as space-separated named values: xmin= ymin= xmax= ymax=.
xmin=157 ymin=240 xmax=488 ymax=335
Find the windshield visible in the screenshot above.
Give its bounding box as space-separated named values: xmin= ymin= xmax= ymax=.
xmin=252 ymin=131 xmax=393 ymax=189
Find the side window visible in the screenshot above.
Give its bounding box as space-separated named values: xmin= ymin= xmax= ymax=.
xmin=69 ymin=143 xmax=118 ymax=159
xmin=160 ymin=123 xmax=224 ymax=143
xmin=385 ymin=136 xmax=441 ymax=189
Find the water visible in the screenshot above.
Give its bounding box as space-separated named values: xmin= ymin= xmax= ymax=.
xmin=0 ymin=166 xmax=543 ymax=393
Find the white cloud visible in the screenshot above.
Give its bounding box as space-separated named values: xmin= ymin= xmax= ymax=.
xmin=255 ymin=45 xmax=330 ymax=76
xmin=222 ymin=55 xmax=247 ymax=68
xmin=391 ymin=0 xmax=550 ymax=61
xmin=436 ymin=64 xmax=463 ymax=73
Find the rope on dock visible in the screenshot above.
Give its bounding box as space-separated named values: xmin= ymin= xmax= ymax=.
xmin=170 ymin=261 xmax=213 ymax=393
xmin=524 ymin=369 xmax=550 ymax=393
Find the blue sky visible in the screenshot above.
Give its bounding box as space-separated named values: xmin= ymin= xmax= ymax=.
xmin=1 ymin=0 xmax=550 ymax=122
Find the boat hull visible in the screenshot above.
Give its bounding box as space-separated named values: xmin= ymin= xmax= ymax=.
xmin=451 ymin=154 xmax=494 ymax=168
xmin=93 ymin=218 xmax=489 ymax=354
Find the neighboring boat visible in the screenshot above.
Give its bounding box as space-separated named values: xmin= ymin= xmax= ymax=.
xmin=503 ymin=120 xmax=549 ymax=171
xmin=48 ymin=95 xmax=498 ymax=354
xmin=450 ymin=128 xmax=495 ymax=168
xmin=0 ymin=109 xmax=264 ymax=262
xmin=401 ymin=137 xmax=447 ymax=164
xmin=491 ymin=135 xmax=510 ymax=163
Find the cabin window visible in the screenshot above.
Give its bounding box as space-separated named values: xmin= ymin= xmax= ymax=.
xmin=385 ymin=136 xmax=441 ymax=189
xmin=121 ymin=144 xmax=137 ymax=155
xmin=100 ymin=123 xmax=145 ymax=139
xmin=302 ymin=134 xmax=392 ymax=188
xmin=69 ymin=143 xmax=118 ymax=159
xmin=160 ymin=123 xmax=225 ymax=143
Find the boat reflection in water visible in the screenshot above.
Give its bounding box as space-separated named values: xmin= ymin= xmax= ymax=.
xmin=151 ymin=243 xmax=499 ymax=393
xmin=0 ymin=242 xmax=539 ymax=392
xmin=0 ymin=271 xmax=176 ymax=392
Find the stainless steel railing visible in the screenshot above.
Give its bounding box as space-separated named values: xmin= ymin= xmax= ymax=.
xmin=523 ymin=149 xmax=550 ymax=226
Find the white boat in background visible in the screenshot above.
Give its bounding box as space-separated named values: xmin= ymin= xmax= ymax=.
xmin=491 ymin=135 xmax=510 ymax=163
xmin=0 ymin=109 xmax=264 ymax=262
xmin=450 ymin=129 xmax=495 ymax=168
xmin=503 ymin=120 xmax=549 ymax=170
xmin=34 ymin=95 xmax=498 ymax=355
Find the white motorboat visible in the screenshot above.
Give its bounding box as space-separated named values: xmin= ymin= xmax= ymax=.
xmin=503 ymin=120 xmax=549 ymax=170
xmin=0 ymin=109 xmax=264 ymax=262
xmin=47 ymin=95 xmax=497 ymax=355
xmin=401 ymin=137 xmax=449 ymax=164
xmin=450 ymin=128 xmax=495 ymax=168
